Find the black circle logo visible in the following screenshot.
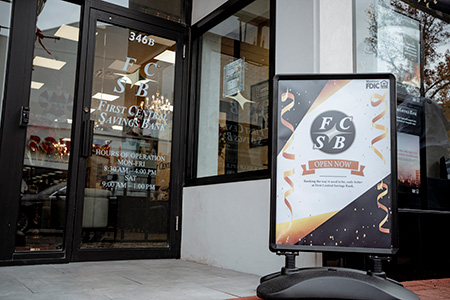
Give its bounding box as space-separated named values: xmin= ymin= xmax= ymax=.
xmin=310 ymin=111 xmax=355 ymax=154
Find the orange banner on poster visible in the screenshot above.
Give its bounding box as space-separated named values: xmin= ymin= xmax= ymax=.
xmin=301 ymin=159 xmax=365 ymax=176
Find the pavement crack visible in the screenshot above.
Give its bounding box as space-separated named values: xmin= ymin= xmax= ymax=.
xmin=121 ymin=275 xmax=143 ymax=285
xmin=17 ymin=280 xmax=35 ymax=294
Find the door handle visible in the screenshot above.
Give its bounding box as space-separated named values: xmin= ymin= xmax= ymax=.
xmin=82 ymin=120 xmax=95 ymax=158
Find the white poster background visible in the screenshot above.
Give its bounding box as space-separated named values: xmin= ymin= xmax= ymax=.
xmin=276 ymin=79 xmax=391 ymax=227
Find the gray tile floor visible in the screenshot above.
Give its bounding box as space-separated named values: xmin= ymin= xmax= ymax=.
xmin=0 ymin=260 xmax=261 ymax=300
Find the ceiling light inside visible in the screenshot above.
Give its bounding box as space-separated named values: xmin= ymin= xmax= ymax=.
xmin=154 ymin=50 xmax=176 ymax=64
xmin=31 ymin=81 xmax=44 ymax=89
xmin=92 ymin=92 xmax=119 ymax=101
xmin=54 ymin=24 xmax=79 ymax=42
xmin=33 ymin=56 xmax=66 ymax=70
xmin=149 ymin=36 xmax=176 ymax=47
xmin=108 ymin=60 xmax=140 ymax=73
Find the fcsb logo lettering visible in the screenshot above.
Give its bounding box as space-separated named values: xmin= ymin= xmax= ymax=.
xmin=310 ymin=111 xmax=355 ymax=154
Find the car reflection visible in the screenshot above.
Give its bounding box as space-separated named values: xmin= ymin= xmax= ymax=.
xmin=21 ymin=182 xmax=67 ymax=205
xmin=17 ymin=182 xmax=67 ymax=237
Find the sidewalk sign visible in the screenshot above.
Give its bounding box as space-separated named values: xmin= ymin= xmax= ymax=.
xmin=271 ymin=74 xmax=398 ymax=255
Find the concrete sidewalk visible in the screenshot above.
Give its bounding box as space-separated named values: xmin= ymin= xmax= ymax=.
xmin=0 ymin=259 xmax=260 ymax=299
xmin=3 ymin=259 xmax=449 ymax=299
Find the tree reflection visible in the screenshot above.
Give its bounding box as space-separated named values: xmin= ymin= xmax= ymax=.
xmin=365 ymin=0 xmax=450 ymax=119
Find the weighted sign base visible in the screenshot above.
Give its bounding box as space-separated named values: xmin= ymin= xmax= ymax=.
xmin=257 ymin=267 xmax=419 ymax=300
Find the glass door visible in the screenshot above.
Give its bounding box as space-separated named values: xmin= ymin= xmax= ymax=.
xmin=15 ymin=0 xmax=81 ymax=253
xmin=72 ymin=10 xmax=183 ymax=258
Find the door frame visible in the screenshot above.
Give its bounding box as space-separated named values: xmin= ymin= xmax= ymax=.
xmin=0 ymin=0 xmax=188 ymax=264
xmin=0 ymin=0 xmax=41 ymax=263
xmin=70 ymin=3 xmax=188 ymax=262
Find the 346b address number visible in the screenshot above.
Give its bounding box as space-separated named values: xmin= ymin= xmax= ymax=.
xmin=129 ymin=32 xmax=155 ymax=46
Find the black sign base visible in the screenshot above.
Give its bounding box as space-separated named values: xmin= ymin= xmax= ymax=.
xmin=257 ymin=267 xmax=419 ymax=300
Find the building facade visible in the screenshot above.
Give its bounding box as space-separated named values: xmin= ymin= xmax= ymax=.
xmin=0 ymin=0 xmax=449 ymax=281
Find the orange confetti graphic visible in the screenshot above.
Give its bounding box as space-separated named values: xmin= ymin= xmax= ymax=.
xmin=306 ymin=79 xmax=351 ymax=115
xmin=371 ymin=91 xmax=388 ymax=164
xmin=276 ymin=211 xmax=339 ymax=245
xmin=376 ymin=181 xmax=390 ymax=234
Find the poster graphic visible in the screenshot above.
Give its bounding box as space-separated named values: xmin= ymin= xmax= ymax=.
xmin=273 ymin=74 xmax=397 ymax=254
xmin=223 ymin=58 xmax=245 ymax=98
xmin=356 ymin=2 xmax=420 ymax=96
xmin=250 ymin=80 xmax=269 ymax=147
xmin=376 ymin=5 xmax=420 ymax=91
xmin=397 ymin=132 xmax=420 ymax=190
xmin=396 ymin=95 xmax=422 ymax=194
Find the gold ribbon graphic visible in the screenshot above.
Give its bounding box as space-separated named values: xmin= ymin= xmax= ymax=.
xmin=280 ymin=89 xmax=295 ymax=133
xmin=376 ymin=181 xmax=390 ymax=234
xmin=276 ymin=89 xmax=296 ymax=244
xmin=280 ymin=89 xmax=296 ymax=160
xmin=371 ymin=91 xmax=388 ymax=164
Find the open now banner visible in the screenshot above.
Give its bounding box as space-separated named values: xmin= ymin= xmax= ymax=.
xmin=301 ymin=159 xmax=365 ymax=176
xmin=271 ymin=74 xmax=398 ymax=254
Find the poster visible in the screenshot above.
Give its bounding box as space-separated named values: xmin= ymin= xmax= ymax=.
xmin=250 ymin=80 xmax=269 ymax=147
xmin=396 ymin=95 xmax=423 ymax=194
xmin=356 ymin=1 xmax=421 ymax=96
xmin=397 ymin=132 xmax=420 ymax=192
xmin=223 ymin=58 xmax=245 ymax=98
xmin=272 ymin=74 xmax=398 ymax=254
xmin=376 ymin=5 xmax=420 ymax=91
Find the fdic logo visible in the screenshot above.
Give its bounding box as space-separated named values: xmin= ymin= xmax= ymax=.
xmin=366 ymin=80 xmax=388 ymax=89
xmin=310 ymin=111 xmax=355 ymax=154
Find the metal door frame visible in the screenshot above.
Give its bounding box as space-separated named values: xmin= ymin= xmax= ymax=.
xmin=70 ymin=3 xmax=187 ymax=262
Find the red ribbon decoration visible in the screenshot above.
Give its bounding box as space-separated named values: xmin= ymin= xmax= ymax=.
xmin=376 ymin=181 xmax=390 ymax=234
xmin=36 ymin=28 xmax=52 ymax=55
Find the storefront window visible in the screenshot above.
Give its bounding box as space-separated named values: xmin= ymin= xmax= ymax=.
xmin=0 ymin=0 xmax=13 ymax=121
xmin=196 ymin=0 xmax=270 ymax=178
xmin=16 ymin=0 xmax=80 ymax=251
xmin=103 ymin=0 xmax=183 ymax=23
xmin=355 ymin=0 xmax=450 ymax=210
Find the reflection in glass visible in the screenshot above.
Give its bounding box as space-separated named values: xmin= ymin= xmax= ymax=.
xmin=0 ymin=0 xmax=13 ymax=122
xmin=103 ymin=0 xmax=183 ymax=23
xmin=16 ymin=0 xmax=80 ymax=251
xmin=355 ymin=0 xmax=450 ymax=210
xmin=81 ymin=22 xmax=175 ymax=249
xmin=196 ymin=0 xmax=270 ymax=178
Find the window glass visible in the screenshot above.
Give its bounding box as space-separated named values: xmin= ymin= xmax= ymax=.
xmin=196 ymin=0 xmax=270 ymax=178
xmin=355 ymin=0 xmax=450 ymax=210
xmin=81 ymin=22 xmax=176 ymax=249
xmin=0 ymin=0 xmax=13 ymax=121
xmin=103 ymin=0 xmax=183 ymax=24
xmin=16 ymin=0 xmax=80 ymax=251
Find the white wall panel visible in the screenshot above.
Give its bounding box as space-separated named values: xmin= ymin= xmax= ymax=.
xmin=319 ymin=0 xmax=353 ymax=72
xmin=181 ymin=180 xmax=321 ymax=275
